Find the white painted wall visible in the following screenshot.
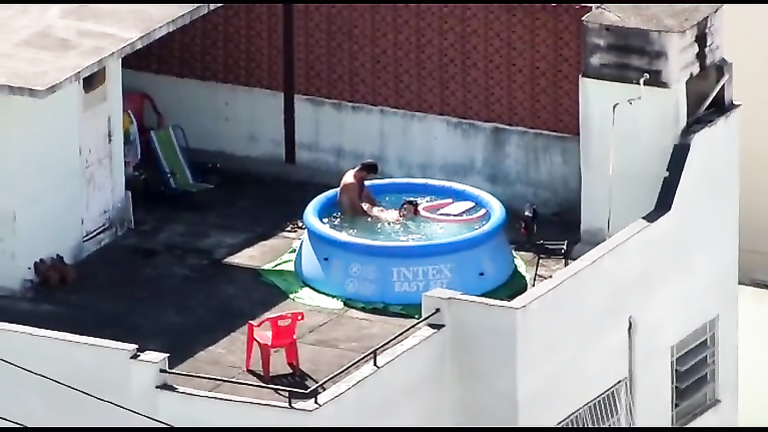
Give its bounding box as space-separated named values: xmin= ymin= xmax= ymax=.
xmin=0 ymin=324 xmax=166 ymax=427
xmin=122 ymin=70 xmax=581 ymax=214
xmin=579 ymin=77 xmax=688 ymax=244
xmin=0 ymin=323 xmax=450 ymax=427
xmin=0 ymin=58 xmax=125 ymax=292
xmin=737 ymin=284 xmax=768 ymax=426
xmin=421 ymin=292 xmax=519 ymax=426
xmin=107 ymin=60 xmax=127 ymax=212
xmin=512 ymin=109 xmax=739 ymax=426
xmin=0 ymin=85 xmax=82 ymax=290
xmin=723 ymin=5 xmax=768 ymax=285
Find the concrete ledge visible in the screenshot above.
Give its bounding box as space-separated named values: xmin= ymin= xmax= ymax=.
xmin=156 ymin=325 xmax=442 ymax=412
xmin=1 ymin=322 xmax=139 ymax=352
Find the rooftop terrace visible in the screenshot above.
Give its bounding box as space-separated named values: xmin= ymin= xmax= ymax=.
xmin=0 ymin=169 xmax=571 ymax=403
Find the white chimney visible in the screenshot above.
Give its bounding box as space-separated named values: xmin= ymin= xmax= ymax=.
xmin=577 ymin=5 xmax=726 ymax=247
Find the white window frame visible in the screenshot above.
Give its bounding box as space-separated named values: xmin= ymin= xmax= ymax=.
xmin=557 ymin=378 xmax=634 ymax=427
xmin=671 ymin=315 xmax=719 ymax=426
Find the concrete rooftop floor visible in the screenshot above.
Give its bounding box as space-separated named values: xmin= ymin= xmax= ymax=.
xmin=0 ymin=4 xmax=217 ymax=96
xmin=0 ymin=169 xmax=570 ymax=403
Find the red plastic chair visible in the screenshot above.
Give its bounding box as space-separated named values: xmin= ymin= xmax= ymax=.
xmin=245 ymin=311 xmax=305 ymax=380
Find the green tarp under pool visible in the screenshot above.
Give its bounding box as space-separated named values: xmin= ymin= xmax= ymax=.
xmin=257 ymin=240 xmax=530 ymax=319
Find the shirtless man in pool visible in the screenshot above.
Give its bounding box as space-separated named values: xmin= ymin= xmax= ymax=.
xmin=338 ymin=160 xmax=380 ymax=217
xmin=339 ymin=161 xmax=420 ymax=223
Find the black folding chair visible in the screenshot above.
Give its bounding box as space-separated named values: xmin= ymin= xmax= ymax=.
xmin=518 ymin=203 xmax=571 ymax=287
xmin=530 ymin=240 xmax=570 ymax=286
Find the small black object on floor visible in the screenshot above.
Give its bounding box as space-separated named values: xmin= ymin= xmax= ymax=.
xmin=516 ymin=203 xmax=572 ymax=287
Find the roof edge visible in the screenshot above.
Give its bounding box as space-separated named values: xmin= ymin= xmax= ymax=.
xmin=583 ymin=4 xmax=723 ymax=33
xmin=1 ymin=4 xmax=223 ymax=99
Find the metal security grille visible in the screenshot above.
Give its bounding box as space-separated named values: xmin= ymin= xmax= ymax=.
xmin=557 ymin=379 xmax=634 ymax=427
xmin=671 ymin=316 xmax=719 ymax=426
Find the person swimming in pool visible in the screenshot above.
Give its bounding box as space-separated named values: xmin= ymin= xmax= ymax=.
xmin=398 ymin=200 xmax=420 ymax=219
xmin=338 ymin=160 xmax=379 ymax=217
xmin=369 ymin=199 xmax=420 ymax=223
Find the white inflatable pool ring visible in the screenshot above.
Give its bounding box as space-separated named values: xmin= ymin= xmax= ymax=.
xmin=418 ymin=199 xmax=487 ymax=223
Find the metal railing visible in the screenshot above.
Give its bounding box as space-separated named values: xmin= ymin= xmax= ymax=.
xmin=557 ymin=378 xmax=634 ymax=427
xmin=159 ymin=308 xmax=441 ymax=406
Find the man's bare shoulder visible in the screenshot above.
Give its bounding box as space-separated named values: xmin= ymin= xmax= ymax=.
xmin=338 ymin=175 xmax=359 ymax=203
xmin=339 ymin=180 xmax=358 ymax=191
xmin=339 ymin=169 xmax=355 ymax=183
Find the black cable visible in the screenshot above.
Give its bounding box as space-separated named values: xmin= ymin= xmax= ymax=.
xmin=0 ymin=358 xmax=173 ymax=427
xmin=0 ymin=415 xmax=26 ymax=427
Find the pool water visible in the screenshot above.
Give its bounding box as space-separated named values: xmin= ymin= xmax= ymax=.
xmin=323 ymin=193 xmax=490 ymax=242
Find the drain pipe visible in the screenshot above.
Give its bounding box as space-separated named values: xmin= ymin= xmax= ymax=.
xmin=282 ymin=3 xmax=297 ymax=164
xmin=607 ymin=73 xmax=650 ymax=237
xmin=627 ymin=316 xmax=636 ymax=420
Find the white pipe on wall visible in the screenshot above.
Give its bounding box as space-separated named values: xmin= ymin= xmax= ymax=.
xmin=607 ymin=73 xmax=650 ymax=237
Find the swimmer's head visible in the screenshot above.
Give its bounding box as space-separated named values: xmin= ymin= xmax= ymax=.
xmin=399 ymin=200 xmax=419 ymax=218
xmin=357 ymin=160 xmax=379 ymax=180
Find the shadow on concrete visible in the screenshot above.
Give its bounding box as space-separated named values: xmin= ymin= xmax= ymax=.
xmin=0 ymin=168 xmax=580 ymax=381
xmin=0 ymin=170 xmax=329 ymax=369
xmin=245 ymin=368 xmax=323 ymax=400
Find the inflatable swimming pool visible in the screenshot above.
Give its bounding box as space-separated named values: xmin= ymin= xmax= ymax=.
xmin=295 ymin=178 xmax=515 ymax=305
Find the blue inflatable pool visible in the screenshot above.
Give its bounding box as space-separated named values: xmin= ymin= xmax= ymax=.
xmin=295 ymin=178 xmax=515 ymax=305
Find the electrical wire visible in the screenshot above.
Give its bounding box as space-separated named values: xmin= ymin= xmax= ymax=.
xmin=0 ymin=358 xmax=173 ymax=427
xmin=0 ymin=415 xmax=26 ymax=427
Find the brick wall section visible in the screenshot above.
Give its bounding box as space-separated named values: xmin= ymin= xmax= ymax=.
xmin=123 ymin=5 xmax=284 ymax=91
xmin=294 ymin=5 xmax=587 ymax=135
xmin=124 ymin=4 xmax=589 ymax=135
